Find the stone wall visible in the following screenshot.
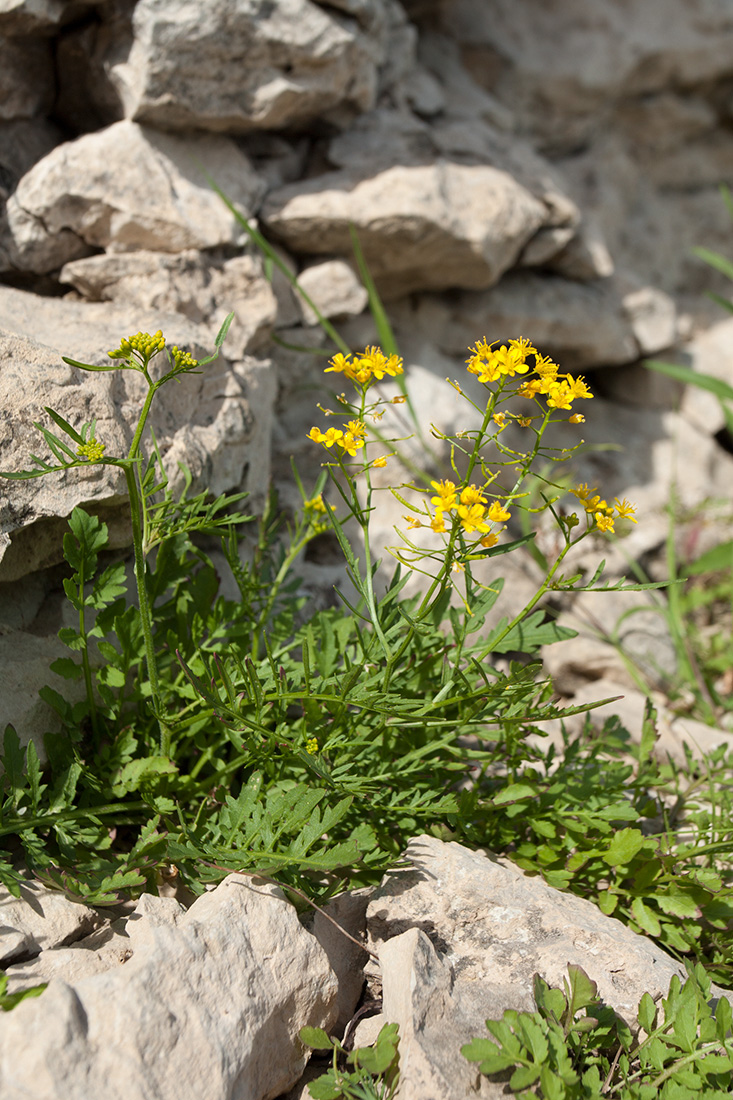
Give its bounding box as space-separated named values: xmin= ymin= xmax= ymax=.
xmin=3 ymin=0 xmax=733 ymax=742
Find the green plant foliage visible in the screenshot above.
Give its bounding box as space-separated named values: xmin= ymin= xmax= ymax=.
xmin=463 ymin=963 xmax=733 ymax=1099
xmin=300 ymin=1021 xmax=400 ymax=1100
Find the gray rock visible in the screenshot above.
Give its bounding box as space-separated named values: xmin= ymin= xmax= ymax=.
xmin=296 ymin=259 xmax=368 ymax=325
xmin=0 ymin=35 xmax=53 ymax=120
xmin=0 ymin=879 xmax=101 ymax=965
xmin=0 ymin=1 xmax=96 ymax=35
xmin=0 ymin=287 xmax=276 ymax=581
xmin=5 ymin=893 xmax=185 ymax=991
xmin=406 ymin=271 xmax=675 ymax=372
xmin=369 ymin=836 xmax=695 ymax=1025
xmin=0 ymin=874 xmax=339 ymax=1100
xmin=107 ymin=0 xmax=412 ymax=133
xmin=262 ymin=161 xmax=547 ymax=297
xmin=60 ymin=249 xmax=278 ymax=357
xmin=311 ymin=888 xmax=371 ymax=1035
xmin=2 ymin=120 xmax=266 ymax=274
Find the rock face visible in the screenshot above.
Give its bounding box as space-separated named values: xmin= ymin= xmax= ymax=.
xmin=107 ymin=0 xmax=414 ymax=133
xmin=1 ymin=120 xmax=266 ymax=274
xmin=0 ymin=874 xmax=339 ymax=1100
xmin=0 ymin=288 xmax=276 ymax=581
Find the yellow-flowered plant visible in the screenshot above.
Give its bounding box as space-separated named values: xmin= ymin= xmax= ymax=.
xmin=308 ymin=336 xmax=640 ymax=670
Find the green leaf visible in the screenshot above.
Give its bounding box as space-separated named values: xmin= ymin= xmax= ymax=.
xmin=645 ymin=359 xmax=733 ymax=404
xmin=564 ymin=964 xmax=598 ymax=1015
xmin=715 ymin=995 xmax=732 ymax=1041
xmin=691 ymin=245 xmax=733 ymax=284
xmin=602 ymin=827 xmax=645 ymax=867
xmin=509 ymin=1063 xmax=541 ymax=1090
xmin=43 ymin=407 xmax=84 ymax=445
xmin=63 ymin=355 xmax=128 ymax=372
xmin=684 ymin=539 xmax=733 ymax=576
xmin=637 ymin=991 xmax=657 ymax=1032
xmin=299 ymin=1027 xmax=334 ymax=1050
xmin=111 ymin=757 xmax=178 ymax=797
xmin=631 ymin=897 xmax=662 ymax=937
xmin=2 ymin=726 xmax=26 ymax=805
xmin=492 ymin=782 xmax=537 ymax=806
xmin=49 ymin=657 xmax=83 ymax=681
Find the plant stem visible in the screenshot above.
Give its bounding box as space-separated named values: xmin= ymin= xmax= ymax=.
xmin=123 ymin=460 xmax=170 ymax=756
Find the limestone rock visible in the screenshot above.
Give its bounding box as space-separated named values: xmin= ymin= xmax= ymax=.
xmin=311 ymin=888 xmax=371 ymax=1034
xmin=368 ymin=835 xmax=692 ymax=1033
xmin=0 ymin=35 xmax=53 ymax=120
xmin=0 ymin=287 xmax=276 ymax=581
xmin=440 ymin=0 xmax=733 ymax=153
xmin=107 ymin=0 xmax=413 ymax=133
xmin=60 ymin=250 xmax=278 ymax=357
xmin=296 ymin=259 xmax=368 ymax=325
xmin=0 ymin=1 xmax=96 ymax=35
xmin=0 ymin=874 xmax=339 ymax=1100
xmin=2 ymin=120 xmax=266 ymax=274
xmin=6 ymin=893 xmax=185 ymax=991
xmin=0 ymin=119 xmax=61 ymax=207
xmin=262 ymin=161 xmax=548 ymax=297
xmin=0 ymin=879 xmax=101 ymax=965
xmin=396 ymin=274 xmax=639 ymax=371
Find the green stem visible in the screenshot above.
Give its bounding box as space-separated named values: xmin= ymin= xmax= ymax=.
xmin=77 ymin=556 xmax=99 ymax=740
xmin=123 ymin=460 xmax=169 ymax=756
xmin=0 ymin=801 xmax=148 ymax=838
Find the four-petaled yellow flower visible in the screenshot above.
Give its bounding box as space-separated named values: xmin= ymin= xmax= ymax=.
xmin=325 ymin=346 xmax=403 ymax=388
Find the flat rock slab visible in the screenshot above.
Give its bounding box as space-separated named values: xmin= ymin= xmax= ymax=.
xmin=0 ymin=875 xmax=338 ymax=1100
xmin=366 ymin=835 xmax=714 ymax=1100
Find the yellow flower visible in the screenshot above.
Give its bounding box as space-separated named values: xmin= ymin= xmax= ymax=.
xmin=459 ymin=484 xmax=487 ymax=508
xmin=77 ymin=438 xmax=106 ymax=463
xmin=493 ymin=412 xmax=507 ymax=428
xmin=595 ymin=512 xmax=615 ymax=533
xmin=614 ymin=498 xmax=638 ymax=523
xmin=486 ymin=501 xmax=511 ymax=523
xmin=309 ymin=426 xmax=344 ymax=448
xmin=457 ymin=503 xmax=490 ymax=534
xmin=430 ymin=479 xmax=458 ymax=511
xmin=480 ymin=533 xmax=499 ymax=548
xmin=371 ymin=455 xmax=388 ymax=468
xmin=305 ymin=737 xmax=319 ymax=755
xmin=326 ymin=346 xmax=403 ymax=387
xmin=345 ymin=420 xmax=367 ymax=439
xmin=404 ymin=515 xmax=423 ymax=529
xmin=568 ymin=413 xmax=585 ymax=424
xmin=430 ymin=511 xmax=447 ymax=533
xmin=391 ymin=395 xmax=407 ymax=404
xmin=340 ymin=431 xmax=365 ymax=457
xmin=451 ymin=560 xmax=465 ymax=574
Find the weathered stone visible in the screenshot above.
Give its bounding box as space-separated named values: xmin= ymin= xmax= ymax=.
xmin=106 ymin=0 xmax=413 ymax=133
xmin=0 ymin=0 xmax=96 ymax=35
xmin=0 ymin=879 xmax=101 ymax=965
xmin=0 ymin=119 xmax=61 ymax=205
xmin=0 ymin=287 xmax=276 ymax=581
xmin=60 ymin=250 xmax=278 ymax=357
xmin=367 ymin=835 xmax=696 ymax=1030
xmin=439 ymin=0 xmax=733 ymax=153
xmin=6 ymin=893 xmax=185 ymax=991
xmin=398 ymin=273 xmax=644 ymax=372
xmin=2 ymin=120 xmax=266 ymax=274
xmin=296 ymin=259 xmax=368 ymax=325
xmin=309 ymin=889 xmax=371 ymax=1035
xmin=0 ymin=874 xmax=339 ymax=1100
xmin=262 ymin=161 xmax=548 ymax=297
xmin=0 ymin=35 xmax=54 ymax=120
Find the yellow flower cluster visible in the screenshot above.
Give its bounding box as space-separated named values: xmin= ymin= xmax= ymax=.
xmin=305 ymin=737 xmax=319 ymax=755
xmin=169 ymin=345 xmax=199 ymax=371
xmin=406 ymin=479 xmax=511 ymax=545
xmin=108 ymin=329 xmax=165 ymax=362
xmin=572 ymin=484 xmax=638 ymax=534
xmin=467 ymin=338 xmax=593 ymax=411
xmin=303 ymin=494 xmax=329 ymax=533
xmin=326 ymin=346 xmax=403 ymax=387
xmin=308 ymin=420 xmax=367 ymax=458
xmin=76 ymin=438 xmax=106 ymax=463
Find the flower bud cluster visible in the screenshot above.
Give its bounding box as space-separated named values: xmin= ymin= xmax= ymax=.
xmin=108 ymin=330 xmax=165 ymax=364
xmin=77 ymin=438 xmax=106 ymax=463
